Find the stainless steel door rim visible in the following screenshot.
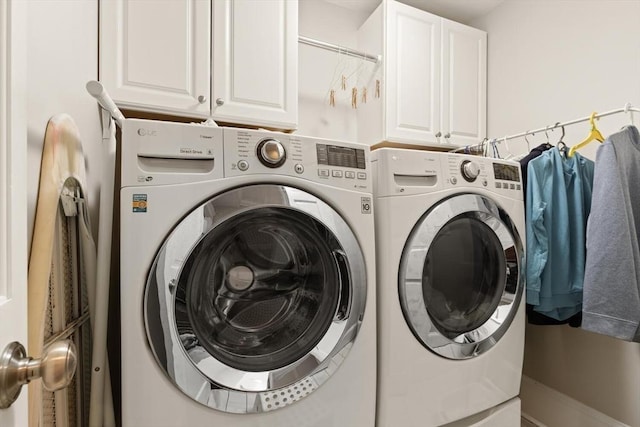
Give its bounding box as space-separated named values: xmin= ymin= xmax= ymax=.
xmin=399 ymin=193 xmax=524 ymax=360
xmin=143 ymin=184 xmax=367 ymax=413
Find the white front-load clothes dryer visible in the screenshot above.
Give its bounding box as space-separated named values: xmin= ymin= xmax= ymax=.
xmin=119 ymin=120 xmax=376 ymax=427
xmin=372 ymin=148 xmax=525 ymax=427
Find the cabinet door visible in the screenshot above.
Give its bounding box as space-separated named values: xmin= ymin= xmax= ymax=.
xmin=212 ymin=0 xmax=298 ymax=130
xmin=441 ymin=19 xmax=487 ymax=147
xmin=385 ymin=1 xmax=441 ymax=144
xmin=100 ymin=0 xmax=211 ymax=117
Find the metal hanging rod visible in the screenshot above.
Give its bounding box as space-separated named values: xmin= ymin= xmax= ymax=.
xmin=299 ymin=35 xmax=382 ymax=64
xmin=496 ymin=102 xmax=640 ymax=142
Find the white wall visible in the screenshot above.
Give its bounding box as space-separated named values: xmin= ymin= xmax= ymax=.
xmin=27 ymin=0 xmax=102 ymax=243
xmin=472 ymin=1 xmax=640 ymax=425
xmin=473 ymin=0 xmax=640 ymax=160
xmin=298 ymin=0 xmax=378 ymax=142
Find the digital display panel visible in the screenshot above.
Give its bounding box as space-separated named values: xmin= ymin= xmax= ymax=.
xmin=316 ymin=144 xmax=366 ymax=169
xmin=493 ymin=163 xmax=520 ymax=182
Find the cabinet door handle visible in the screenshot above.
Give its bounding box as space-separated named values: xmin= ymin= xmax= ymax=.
xmin=435 ymin=131 xmax=442 ymax=138
xmin=197 ymin=95 xmax=207 ymax=104
xmin=444 ymin=133 xmax=451 ymax=139
xmin=216 ymin=98 xmax=225 ymax=106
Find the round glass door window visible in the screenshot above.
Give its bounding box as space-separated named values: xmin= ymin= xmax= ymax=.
xmin=399 ymin=194 xmax=523 ymax=359
xmin=144 ymin=184 xmax=367 ymax=413
xmin=178 ymin=207 xmax=341 ymax=372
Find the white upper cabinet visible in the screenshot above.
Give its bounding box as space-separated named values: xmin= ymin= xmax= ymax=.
xmin=441 ymin=18 xmax=487 ymax=147
xmin=386 ymin=1 xmax=441 ymax=143
xmin=212 ymin=0 xmax=297 ymax=129
xmin=100 ymin=0 xmax=298 ymax=130
xmin=357 ymin=0 xmax=487 ymax=148
xmin=100 ymin=0 xmax=211 ymax=117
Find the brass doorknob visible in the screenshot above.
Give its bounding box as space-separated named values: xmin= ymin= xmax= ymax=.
xmin=0 ymin=340 xmax=77 ymax=409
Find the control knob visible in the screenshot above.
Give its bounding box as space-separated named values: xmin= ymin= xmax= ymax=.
xmin=461 ymin=160 xmax=480 ymax=182
xmin=257 ymin=139 xmax=286 ymax=168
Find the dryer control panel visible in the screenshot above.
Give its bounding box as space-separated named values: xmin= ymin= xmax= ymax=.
xmin=444 ymin=155 xmax=491 ymax=187
xmin=443 ymin=155 xmax=522 ymax=199
xmin=224 ymin=128 xmax=372 ymax=192
xmin=371 ymin=148 xmax=522 ymax=201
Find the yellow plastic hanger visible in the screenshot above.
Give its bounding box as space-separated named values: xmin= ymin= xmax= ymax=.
xmin=568 ymin=112 xmax=605 ymax=157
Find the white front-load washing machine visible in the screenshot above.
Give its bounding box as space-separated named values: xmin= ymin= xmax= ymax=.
xmin=372 ymin=148 xmax=525 ymax=427
xmin=119 ymin=119 xmax=376 ymax=426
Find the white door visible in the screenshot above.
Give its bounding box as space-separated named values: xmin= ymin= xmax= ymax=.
xmin=0 ymin=0 xmax=28 ymax=424
xmin=441 ymin=18 xmax=487 ymax=147
xmin=100 ymin=0 xmax=211 ymax=118
xmin=212 ymin=0 xmax=298 ymax=130
xmin=385 ymin=0 xmax=441 ymax=144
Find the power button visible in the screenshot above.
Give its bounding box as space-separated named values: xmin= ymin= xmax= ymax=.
xmin=237 ymin=160 xmax=249 ymax=171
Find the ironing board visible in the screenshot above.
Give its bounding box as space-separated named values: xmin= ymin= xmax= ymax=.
xmin=27 ymin=114 xmax=113 ymax=427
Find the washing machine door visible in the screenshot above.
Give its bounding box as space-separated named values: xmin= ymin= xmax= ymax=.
xmin=399 ymin=193 xmax=523 ymax=360
xmin=143 ymin=184 xmax=366 ymax=413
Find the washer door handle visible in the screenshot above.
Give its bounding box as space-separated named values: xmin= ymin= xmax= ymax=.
xmin=333 ymin=250 xmax=352 ymax=321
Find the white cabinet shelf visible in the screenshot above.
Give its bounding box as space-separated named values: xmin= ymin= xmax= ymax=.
xmin=357 ymin=0 xmax=486 ymax=148
xmin=100 ymin=0 xmax=298 ymax=130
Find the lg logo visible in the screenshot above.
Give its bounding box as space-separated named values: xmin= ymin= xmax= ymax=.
xmin=137 ymin=128 xmax=157 ymax=137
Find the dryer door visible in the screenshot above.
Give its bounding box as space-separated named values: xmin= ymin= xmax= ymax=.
xmin=399 ymin=193 xmax=523 ymax=360
xmin=143 ymin=184 xmax=367 ymax=413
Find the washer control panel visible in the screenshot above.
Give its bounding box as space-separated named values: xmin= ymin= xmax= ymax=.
xmin=224 ymin=128 xmax=371 ymax=191
xmin=445 ymin=154 xmax=522 ymax=195
xmin=316 ymin=143 xmax=366 ymax=169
